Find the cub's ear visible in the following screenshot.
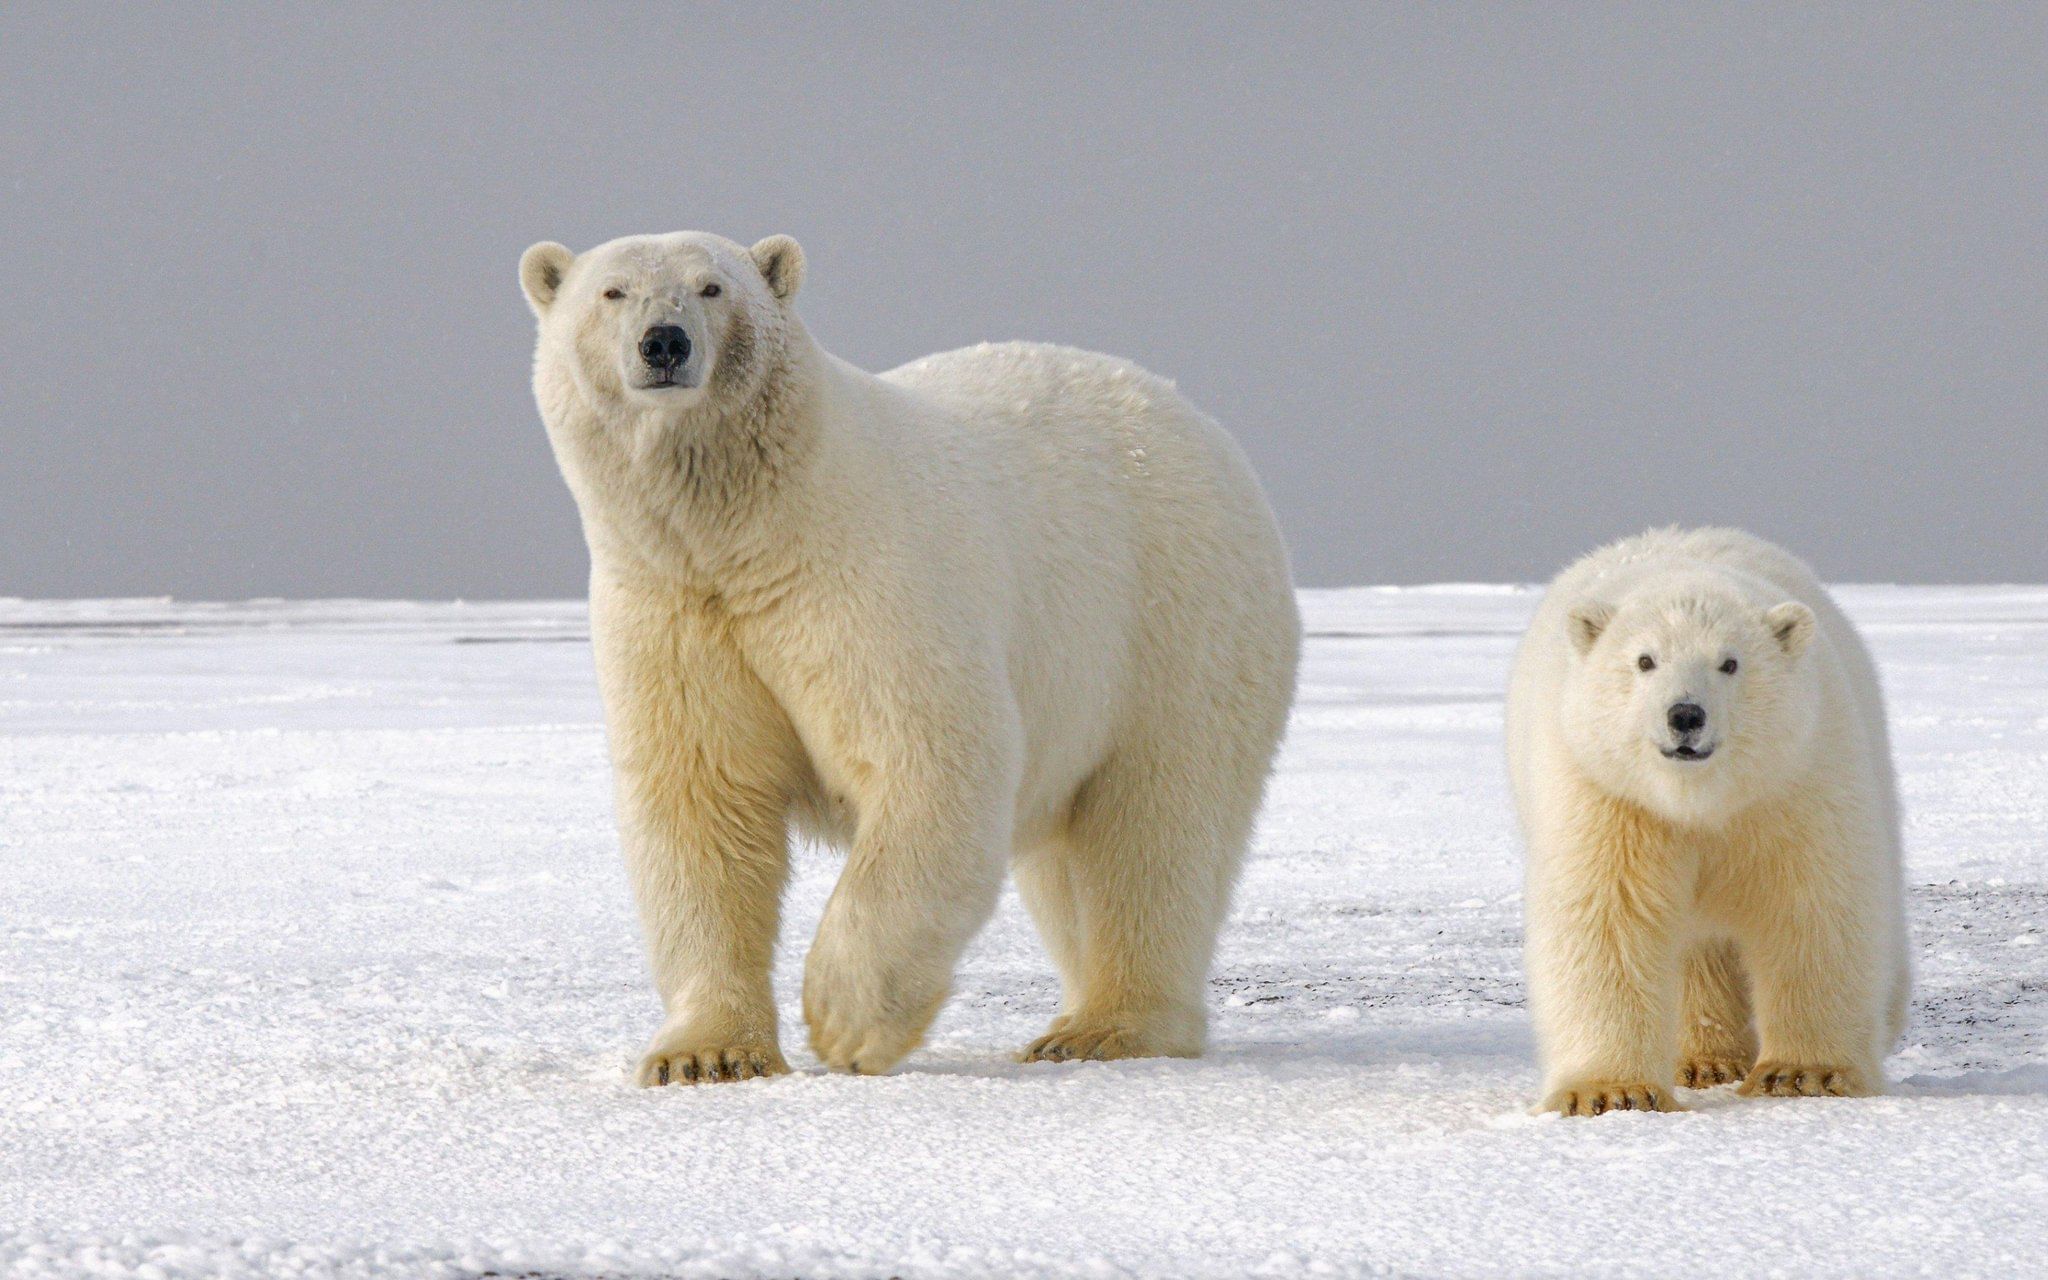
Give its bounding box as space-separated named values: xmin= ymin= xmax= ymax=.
xmin=750 ymin=234 xmax=805 ymax=301
xmin=520 ymin=242 xmax=575 ymax=316
xmin=1764 ymin=601 xmax=1816 ymax=658
xmin=1567 ymin=601 xmax=1614 ymax=656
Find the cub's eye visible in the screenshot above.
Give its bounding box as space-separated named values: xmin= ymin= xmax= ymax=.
xmin=1719 ymin=658 xmax=1739 ymax=675
xmin=1637 ymin=654 xmax=1656 ymax=672
xmin=700 ymin=283 xmax=722 ymax=298
xmin=602 ymin=288 xmax=626 ymax=301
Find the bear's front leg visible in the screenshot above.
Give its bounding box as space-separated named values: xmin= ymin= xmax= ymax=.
xmin=593 ymin=585 xmax=807 ymax=1086
xmin=802 ymin=735 xmax=1017 ymax=1075
xmin=1526 ymin=813 xmax=1691 ymax=1116
xmin=1736 ymin=863 xmax=1886 ymax=1099
xmin=624 ymin=780 xmax=792 ymax=1086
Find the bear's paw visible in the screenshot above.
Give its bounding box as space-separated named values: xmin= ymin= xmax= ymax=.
xmin=635 ymin=1019 xmax=788 ymax=1087
xmin=1678 ymin=1056 xmax=1753 ymax=1089
xmin=801 ymin=950 xmax=948 ymax=1076
xmin=1540 ymin=1080 xmax=1685 ymax=1116
xmin=1018 ymin=1014 xmax=1200 ymax=1064
xmin=1738 ymin=1062 xmax=1877 ymax=1098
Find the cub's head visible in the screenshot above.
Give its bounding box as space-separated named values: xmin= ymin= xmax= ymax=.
xmin=1558 ymin=580 xmax=1821 ymax=825
xmin=519 ymin=231 xmax=805 ymax=418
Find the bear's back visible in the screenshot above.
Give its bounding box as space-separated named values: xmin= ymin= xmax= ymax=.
xmin=878 ymin=341 xmax=1212 ymax=467
xmin=874 ymin=339 xmax=1286 ymax=593
xmin=1550 ymin=526 xmax=1820 ymax=610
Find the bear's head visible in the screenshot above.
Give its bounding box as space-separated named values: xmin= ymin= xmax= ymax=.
xmin=1558 ymin=578 xmax=1821 ymax=825
xmin=519 ymin=231 xmax=805 ymax=421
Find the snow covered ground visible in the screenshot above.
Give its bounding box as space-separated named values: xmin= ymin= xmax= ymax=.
xmin=2 ymin=588 xmax=2043 ymax=1279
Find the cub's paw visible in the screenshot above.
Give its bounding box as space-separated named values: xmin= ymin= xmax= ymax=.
xmin=1678 ymin=1056 xmax=1752 ymax=1089
xmin=1738 ymin=1061 xmax=1876 ymax=1098
xmin=635 ymin=1017 xmax=786 ymax=1086
xmin=1540 ymin=1080 xmax=1684 ymax=1117
xmin=1019 ymin=1012 xmax=1201 ymax=1064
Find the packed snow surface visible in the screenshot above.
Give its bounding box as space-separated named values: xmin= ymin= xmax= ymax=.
xmin=3 ymin=589 xmax=2044 ymax=1278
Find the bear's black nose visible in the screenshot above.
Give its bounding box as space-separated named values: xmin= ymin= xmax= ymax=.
xmin=1667 ymin=702 xmax=1707 ymax=735
xmin=639 ymin=325 xmax=691 ymax=370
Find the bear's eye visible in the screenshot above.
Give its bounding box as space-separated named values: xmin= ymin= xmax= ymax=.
xmin=1719 ymin=658 xmax=1739 ymax=675
xmin=1637 ymin=654 xmax=1656 ymax=672
xmin=602 ymin=287 xmax=626 ymax=301
xmin=700 ymin=283 xmax=722 ymax=298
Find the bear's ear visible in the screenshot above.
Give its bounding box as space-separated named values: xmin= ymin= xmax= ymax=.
xmin=1764 ymin=601 xmax=1815 ymax=659
xmin=1567 ymin=601 xmax=1614 ymax=656
xmin=520 ymin=242 xmax=575 ymax=316
xmin=750 ymin=235 xmax=805 ymax=301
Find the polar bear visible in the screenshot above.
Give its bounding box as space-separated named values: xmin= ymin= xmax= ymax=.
xmin=518 ymin=231 xmax=1300 ymax=1083
xmin=1505 ymin=527 xmax=1909 ymax=1115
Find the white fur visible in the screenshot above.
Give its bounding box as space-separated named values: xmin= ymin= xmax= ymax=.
xmin=521 ymin=231 xmax=1300 ymax=1082
xmin=1506 ymin=527 xmax=1909 ymax=1114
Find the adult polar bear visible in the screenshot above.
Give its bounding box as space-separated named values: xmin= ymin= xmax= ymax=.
xmin=520 ymin=231 xmax=1300 ymax=1083
xmin=1507 ymin=528 xmax=1908 ymax=1115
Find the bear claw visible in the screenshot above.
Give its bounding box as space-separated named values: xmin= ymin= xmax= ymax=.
xmin=1018 ymin=1019 xmax=1195 ymax=1064
xmin=635 ymin=1044 xmax=787 ymax=1087
xmin=1678 ymin=1057 xmax=1752 ymax=1088
xmin=1541 ymin=1080 xmax=1684 ymax=1116
xmin=1738 ymin=1062 xmax=1874 ymax=1098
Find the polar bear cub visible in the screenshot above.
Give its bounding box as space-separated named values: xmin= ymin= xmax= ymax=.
xmin=1506 ymin=527 xmax=1909 ymax=1114
xmin=519 ymin=231 xmax=1300 ymax=1083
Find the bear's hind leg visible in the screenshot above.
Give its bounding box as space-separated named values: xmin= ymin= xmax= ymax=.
xmin=1017 ymin=737 xmax=1253 ymax=1063
xmin=1013 ymin=838 xmax=1087 ymax=1043
xmin=1677 ymin=939 xmax=1757 ymax=1088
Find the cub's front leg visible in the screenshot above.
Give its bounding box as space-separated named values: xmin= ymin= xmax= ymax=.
xmin=1736 ymin=842 xmax=1890 ymax=1099
xmin=1526 ymin=804 xmax=1692 ymax=1116
xmin=593 ymin=585 xmax=809 ymax=1086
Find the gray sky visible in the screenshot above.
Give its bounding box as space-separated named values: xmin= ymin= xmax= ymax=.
xmin=3 ymin=4 xmax=2044 ymax=597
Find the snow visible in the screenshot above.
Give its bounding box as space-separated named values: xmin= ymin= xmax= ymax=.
xmin=2 ymin=589 xmax=2043 ymax=1279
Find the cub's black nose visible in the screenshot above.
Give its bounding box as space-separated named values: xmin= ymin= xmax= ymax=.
xmin=1668 ymin=702 xmax=1707 ymax=735
xmin=639 ymin=325 xmax=691 ymax=369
